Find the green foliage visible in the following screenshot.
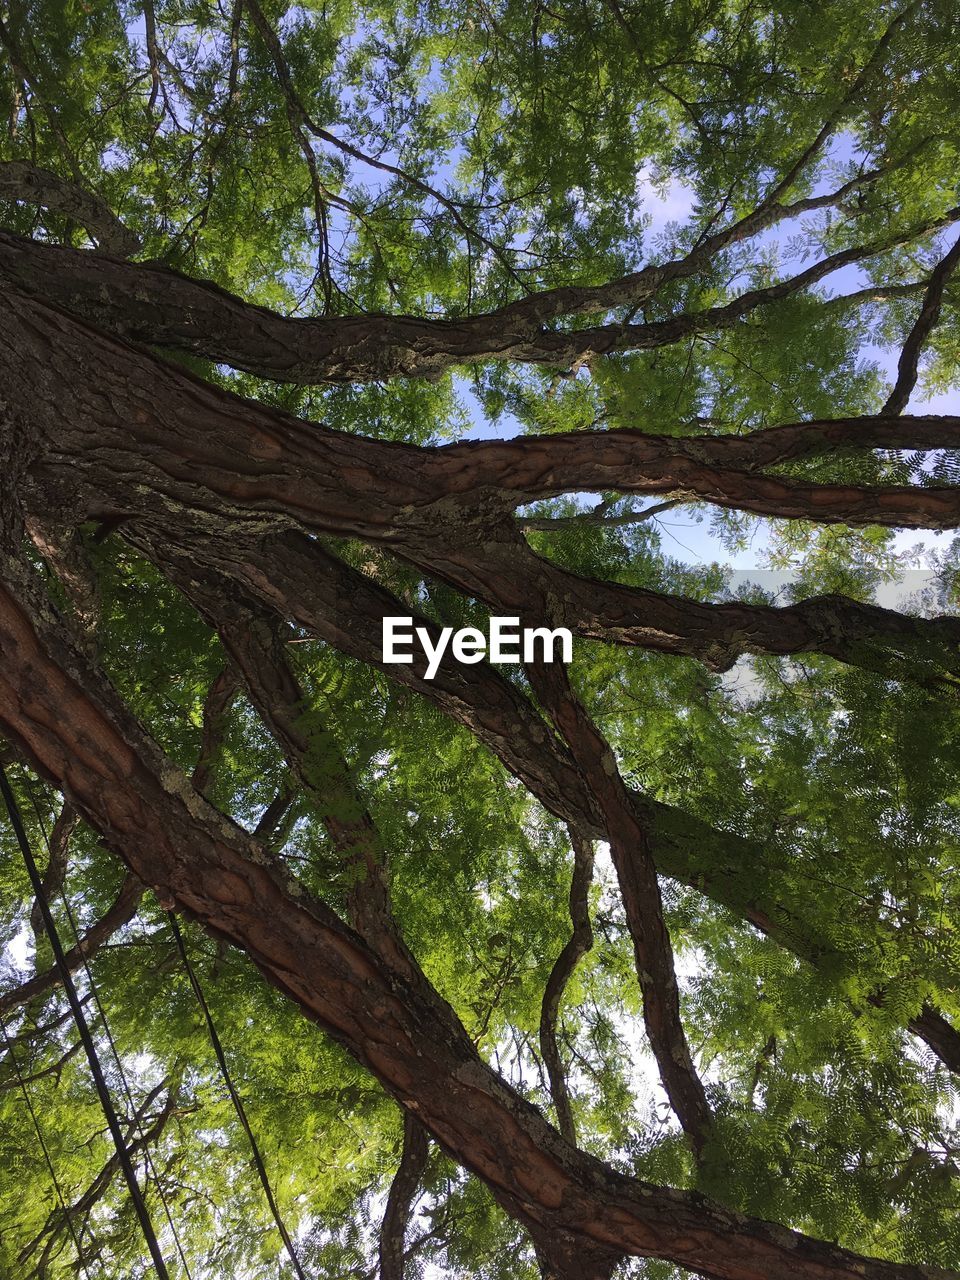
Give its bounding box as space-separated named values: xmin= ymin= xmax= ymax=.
xmin=3 ymin=0 xmax=960 ymax=1277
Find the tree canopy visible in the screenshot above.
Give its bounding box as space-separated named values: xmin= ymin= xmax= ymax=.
xmin=2 ymin=1 xmax=960 ymax=1277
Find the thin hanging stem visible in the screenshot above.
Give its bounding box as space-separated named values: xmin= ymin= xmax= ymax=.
xmin=0 ymin=765 xmax=171 ymax=1280
xmin=167 ymin=911 xmax=308 ymax=1280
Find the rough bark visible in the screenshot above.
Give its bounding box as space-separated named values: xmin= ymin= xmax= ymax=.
xmin=0 ymin=190 xmax=954 ymax=381
xmin=539 ymin=832 xmax=595 ymax=1146
xmin=0 ymin=552 xmax=955 ymax=1280
xmin=191 ymin=666 xmax=239 ymax=794
xmin=528 ymin=660 xmax=713 ymax=1154
xmin=379 ymin=1113 xmax=429 ymax=1280
xmin=0 ymin=163 xmax=140 ymax=257
xmin=4 ymin=289 xmax=960 ymax=693
xmin=122 ymin=525 xmax=960 ymax=1076
xmin=1 ymin=182 xmax=959 ymax=1277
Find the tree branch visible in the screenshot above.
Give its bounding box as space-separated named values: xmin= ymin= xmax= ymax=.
xmin=539 ymin=831 xmax=595 ymax=1146
xmin=166 ymin=565 xmax=408 ymax=969
xmin=191 ymin=665 xmax=239 ymax=795
xmin=29 ymin=515 xmax=960 ymax=1082
xmin=28 ymin=801 xmax=77 ymax=941
xmin=882 ymin=230 xmax=960 ymax=414
xmin=379 ymin=1112 xmax=429 ymax=1280
xmin=0 ymin=874 xmax=143 ymax=1018
xmin=521 ymin=498 xmax=682 ymax=530
xmin=6 ymin=286 xmax=960 ymax=1076
xmin=167 ymin=530 xmax=960 ymax=1077
xmin=0 ymin=549 xmax=954 ymax=1280
xmin=526 ymin=659 xmax=713 ymax=1155
xmin=0 ymin=163 xmax=139 ymax=257
xmin=19 ymin=1079 xmax=176 ymax=1273
xmin=758 ymin=2 xmax=921 ymax=209
xmin=0 ymin=191 xmax=950 ymax=382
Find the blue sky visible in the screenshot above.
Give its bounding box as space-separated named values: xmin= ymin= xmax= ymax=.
xmin=458 ymin=161 xmax=960 ymax=577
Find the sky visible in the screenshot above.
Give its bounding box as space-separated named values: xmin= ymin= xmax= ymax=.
xmin=3 ymin=61 xmax=960 ymax=1277
xmin=458 ymin=160 xmax=960 ymax=580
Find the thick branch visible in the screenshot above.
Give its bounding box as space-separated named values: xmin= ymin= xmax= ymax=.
xmin=434 ymin=416 xmax=960 ymax=490
xmin=420 ymin=422 xmax=960 ymax=530
xmin=4 ymin=292 xmax=960 ymax=689
xmin=0 ymin=194 xmax=949 ymax=382
xmin=154 ymin=530 xmax=960 ymax=1077
xmin=396 ymin=527 xmax=960 ymax=682
xmin=0 ymin=163 xmax=140 ymax=257
xmin=10 ymin=283 xmax=960 ymax=565
xmin=0 ymin=552 xmax=954 ymax=1280
xmin=36 ymin=516 xmax=960 ymax=1081
xmin=5 ymin=288 xmax=958 ymax=1070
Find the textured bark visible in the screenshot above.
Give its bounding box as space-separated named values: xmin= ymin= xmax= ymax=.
xmin=0 ymin=554 xmax=955 ymax=1280
xmin=904 ymin=1005 xmax=960 ymax=1073
xmin=528 ymin=661 xmax=713 ymax=1154
xmin=123 ymin=525 xmax=960 ymax=1076
xmin=539 ymin=832 xmax=595 ymax=1146
xmin=397 ymin=529 xmax=960 ymax=679
xmin=4 ymin=289 xmax=960 ymax=692
xmin=379 ymin=1113 xmax=430 ymax=1280
xmin=0 ymin=163 xmax=140 ymax=257
xmin=414 ymin=424 xmax=960 ymax=530
xmin=0 ymin=192 xmax=954 ymax=382
xmin=2 ymin=202 xmax=960 ymax=1277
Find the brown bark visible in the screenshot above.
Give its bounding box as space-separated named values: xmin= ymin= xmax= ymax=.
xmin=0 ymin=874 xmax=143 ymax=1017
xmin=883 ymin=231 xmax=960 ymax=414
xmin=4 ymin=288 xmax=960 ymax=693
xmin=398 ymin=529 xmax=960 ymax=680
xmin=907 ymin=1005 xmax=960 ymax=1074
xmin=1 ymin=186 xmax=959 ymax=1277
xmin=122 ymin=525 xmax=960 ymax=1077
xmin=539 ymin=832 xmax=595 ymax=1146
xmin=0 ymin=190 xmax=952 ymax=382
xmin=412 ymin=421 xmax=960 ymax=530
xmin=191 ymin=665 xmax=239 ymax=794
xmin=0 ymin=552 xmax=954 ymax=1280
xmin=528 ymin=661 xmax=713 ymax=1154
xmin=379 ymin=1113 xmax=429 ymax=1280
